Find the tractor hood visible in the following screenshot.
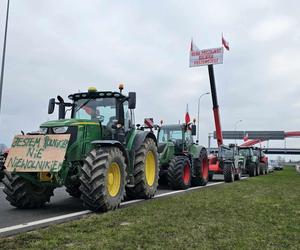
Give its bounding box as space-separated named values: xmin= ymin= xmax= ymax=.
xmin=40 ymin=119 xmax=99 ymax=128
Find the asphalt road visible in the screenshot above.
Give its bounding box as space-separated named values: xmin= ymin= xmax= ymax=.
xmin=0 ymin=175 xmax=225 ymax=236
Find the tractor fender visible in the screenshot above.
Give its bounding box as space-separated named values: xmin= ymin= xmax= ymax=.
xmin=91 ymin=140 xmax=129 ymax=165
xmin=132 ymin=131 xmax=157 ymax=151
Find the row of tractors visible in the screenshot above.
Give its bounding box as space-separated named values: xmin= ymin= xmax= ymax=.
xmin=0 ymin=82 xmax=269 ymax=212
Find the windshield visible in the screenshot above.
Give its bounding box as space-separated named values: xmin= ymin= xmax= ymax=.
xmin=219 ymin=147 xmax=234 ymax=158
xmin=73 ymin=98 xmax=116 ymax=126
xmin=158 ymin=128 xmax=183 ymax=143
xmin=239 ymin=148 xmax=250 ymax=157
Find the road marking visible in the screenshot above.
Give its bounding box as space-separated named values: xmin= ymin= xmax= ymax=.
xmin=0 ymin=210 xmax=92 ymax=234
xmin=0 ymin=178 xmax=248 ymax=235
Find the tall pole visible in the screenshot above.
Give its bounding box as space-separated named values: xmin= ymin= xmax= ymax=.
xmin=197 ymin=92 xmax=210 ymax=143
xmin=0 ymin=0 xmax=10 ymax=113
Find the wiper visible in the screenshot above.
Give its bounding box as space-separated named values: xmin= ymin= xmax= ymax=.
xmin=75 ymin=98 xmax=94 ymax=113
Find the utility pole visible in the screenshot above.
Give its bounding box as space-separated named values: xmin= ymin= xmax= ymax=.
xmin=0 ymin=0 xmax=10 ymax=113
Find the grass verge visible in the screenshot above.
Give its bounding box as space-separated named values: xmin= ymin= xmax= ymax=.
xmin=1 ymin=167 xmax=299 ymax=250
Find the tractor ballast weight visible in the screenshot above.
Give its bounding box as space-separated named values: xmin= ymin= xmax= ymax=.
xmin=2 ymin=86 xmax=159 ymax=212
xmin=157 ymin=123 xmax=209 ymax=190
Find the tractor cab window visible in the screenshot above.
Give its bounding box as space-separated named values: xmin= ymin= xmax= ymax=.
xmin=73 ymin=98 xmax=116 ymax=126
xmin=123 ymin=100 xmax=131 ymax=131
xmin=184 ymin=130 xmax=193 ymax=144
xmin=239 ymin=148 xmax=250 ymax=157
xmin=219 ymin=147 xmax=234 ymax=158
xmin=158 ymin=128 xmax=183 ymax=144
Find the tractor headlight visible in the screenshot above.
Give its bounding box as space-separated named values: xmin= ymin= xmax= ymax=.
xmin=39 ymin=127 xmax=48 ymax=134
xmin=52 ymin=126 xmax=69 ymax=134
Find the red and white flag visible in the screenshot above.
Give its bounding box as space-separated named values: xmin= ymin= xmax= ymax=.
xmin=222 ymin=34 xmax=230 ymax=51
xmin=190 ymin=39 xmax=200 ymax=52
xmin=185 ymin=104 xmax=191 ymax=124
xmin=243 ymin=133 xmax=249 ymax=142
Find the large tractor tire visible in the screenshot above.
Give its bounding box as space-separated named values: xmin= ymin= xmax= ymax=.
xmin=248 ymin=163 xmax=256 ymax=177
xmin=191 ymin=148 xmax=209 ymax=186
xmin=234 ymin=163 xmax=242 ymax=181
xmin=126 ymin=137 xmax=159 ymax=199
xmin=259 ymin=163 xmax=266 ymax=175
xmin=224 ymin=163 xmax=235 ymax=183
xmin=167 ymin=156 xmax=191 ymax=190
xmin=80 ymin=147 xmax=126 ymax=212
xmin=3 ymin=171 xmax=54 ymax=208
xmin=256 ymin=164 xmax=260 ymax=176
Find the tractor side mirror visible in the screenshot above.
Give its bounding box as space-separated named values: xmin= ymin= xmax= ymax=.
xmin=191 ymin=125 xmax=196 ymax=136
xmin=48 ymin=98 xmax=55 ymax=114
xmin=128 ymin=92 xmax=136 ymax=109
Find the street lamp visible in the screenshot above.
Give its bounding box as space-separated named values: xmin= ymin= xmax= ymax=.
xmin=0 ymin=0 xmax=10 ymax=113
xmin=234 ymin=119 xmax=242 ymax=144
xmin=197 ymin=92 xmax=210 ymax=143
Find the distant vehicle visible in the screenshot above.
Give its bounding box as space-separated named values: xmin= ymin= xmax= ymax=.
xmin=269 ymin=160 xmax=283 ymax=171
xmin=268 ymin=160 xmax=275 ymax=172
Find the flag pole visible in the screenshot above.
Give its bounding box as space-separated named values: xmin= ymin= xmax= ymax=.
xmin=0 ymin=0 xmax=10 ymax=113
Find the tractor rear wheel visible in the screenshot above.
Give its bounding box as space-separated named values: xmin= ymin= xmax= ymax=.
xmin=259 ymin=163 xmax=266 ymax=175
xmin=249 ymin=163 xmax=256 ymax=177
xmin=224 ymin=163 xmax=235 ymax=183
xmin=3 ymin=171 xmax=54 ymax=208
xmin=126 ymin=138 xmax=159 ymax=199
xmin=256 ymin=165 xmax=260 ymax=176
xmin=191 ymin=148 xmax=209 ymax=186
xmin=167 ymin=156 xmax=191 ymax=190
xmin=80 ymin=147 xmax=126 ymax=212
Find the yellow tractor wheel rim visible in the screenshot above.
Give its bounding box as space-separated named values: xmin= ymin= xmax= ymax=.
xmin=106 ymin=162 xmax=121 ymax=197
xmin=145 ymin=151 xmax=156 ymax=186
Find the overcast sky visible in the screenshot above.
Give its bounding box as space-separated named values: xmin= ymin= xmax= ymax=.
xmin=0 ymin=1 xmax=299 ymax=159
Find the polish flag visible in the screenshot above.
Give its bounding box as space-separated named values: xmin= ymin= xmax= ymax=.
xmin=185 ymin=104 xmax=191 ymax=124
xmin=222 ymin=34 xmax=230 ymax=51
xmin=243 ymin=133 xmax=249 ymax=142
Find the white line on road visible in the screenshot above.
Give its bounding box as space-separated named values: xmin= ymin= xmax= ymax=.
xmin=0 ymin=178 xmax=248 ymax=235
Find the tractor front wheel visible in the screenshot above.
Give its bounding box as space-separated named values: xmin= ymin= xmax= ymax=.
xmin=234 ymin=163 xmax=242 ymax=181
xmin=224 ymin=163 xmax=235 ymax=183
xmin=3 ymin=171 xmax=54 ymax=208
xmin=80 ymin=147 xmax=126 ymax=212
xmin=126 ymin=138 xmax=159 ymax=199
xmin=249 ymin=163 xmax=256 ymax=177
xmin=167 ymin=156 xmax=191 ymax=190
xmin=191 ymin=148 xmax=209 ymax=186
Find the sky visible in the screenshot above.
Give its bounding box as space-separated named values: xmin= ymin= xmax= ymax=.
xmin=0 ymin=0 xmax=299 ymax=160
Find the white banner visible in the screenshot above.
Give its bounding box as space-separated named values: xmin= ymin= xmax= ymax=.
xmin=189 ymin=47 xmax=224 ymax=67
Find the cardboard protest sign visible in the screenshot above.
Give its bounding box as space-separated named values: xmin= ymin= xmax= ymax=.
xmin=5 ymin=134 xmax=70 ymax=172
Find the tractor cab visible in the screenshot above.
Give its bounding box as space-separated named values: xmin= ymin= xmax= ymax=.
xmin=157 ymin=124 xmax=195 ymax=155
xmin=43 ymin=85 xmax=136 ymax=161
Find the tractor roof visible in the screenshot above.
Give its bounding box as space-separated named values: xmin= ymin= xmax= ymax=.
xmin=68 ymin=91 xmax=127 ymax=101
xmin=160 ymin=124 xmax=184 ymax=131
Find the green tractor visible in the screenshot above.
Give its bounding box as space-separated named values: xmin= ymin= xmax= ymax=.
xmin=2 ymin=86 xmax=159 ymax=212
xmin=157 ymin=123 xmax=209 ymax=190
xmin=239 ymin=146 xmax=259 ymax=177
